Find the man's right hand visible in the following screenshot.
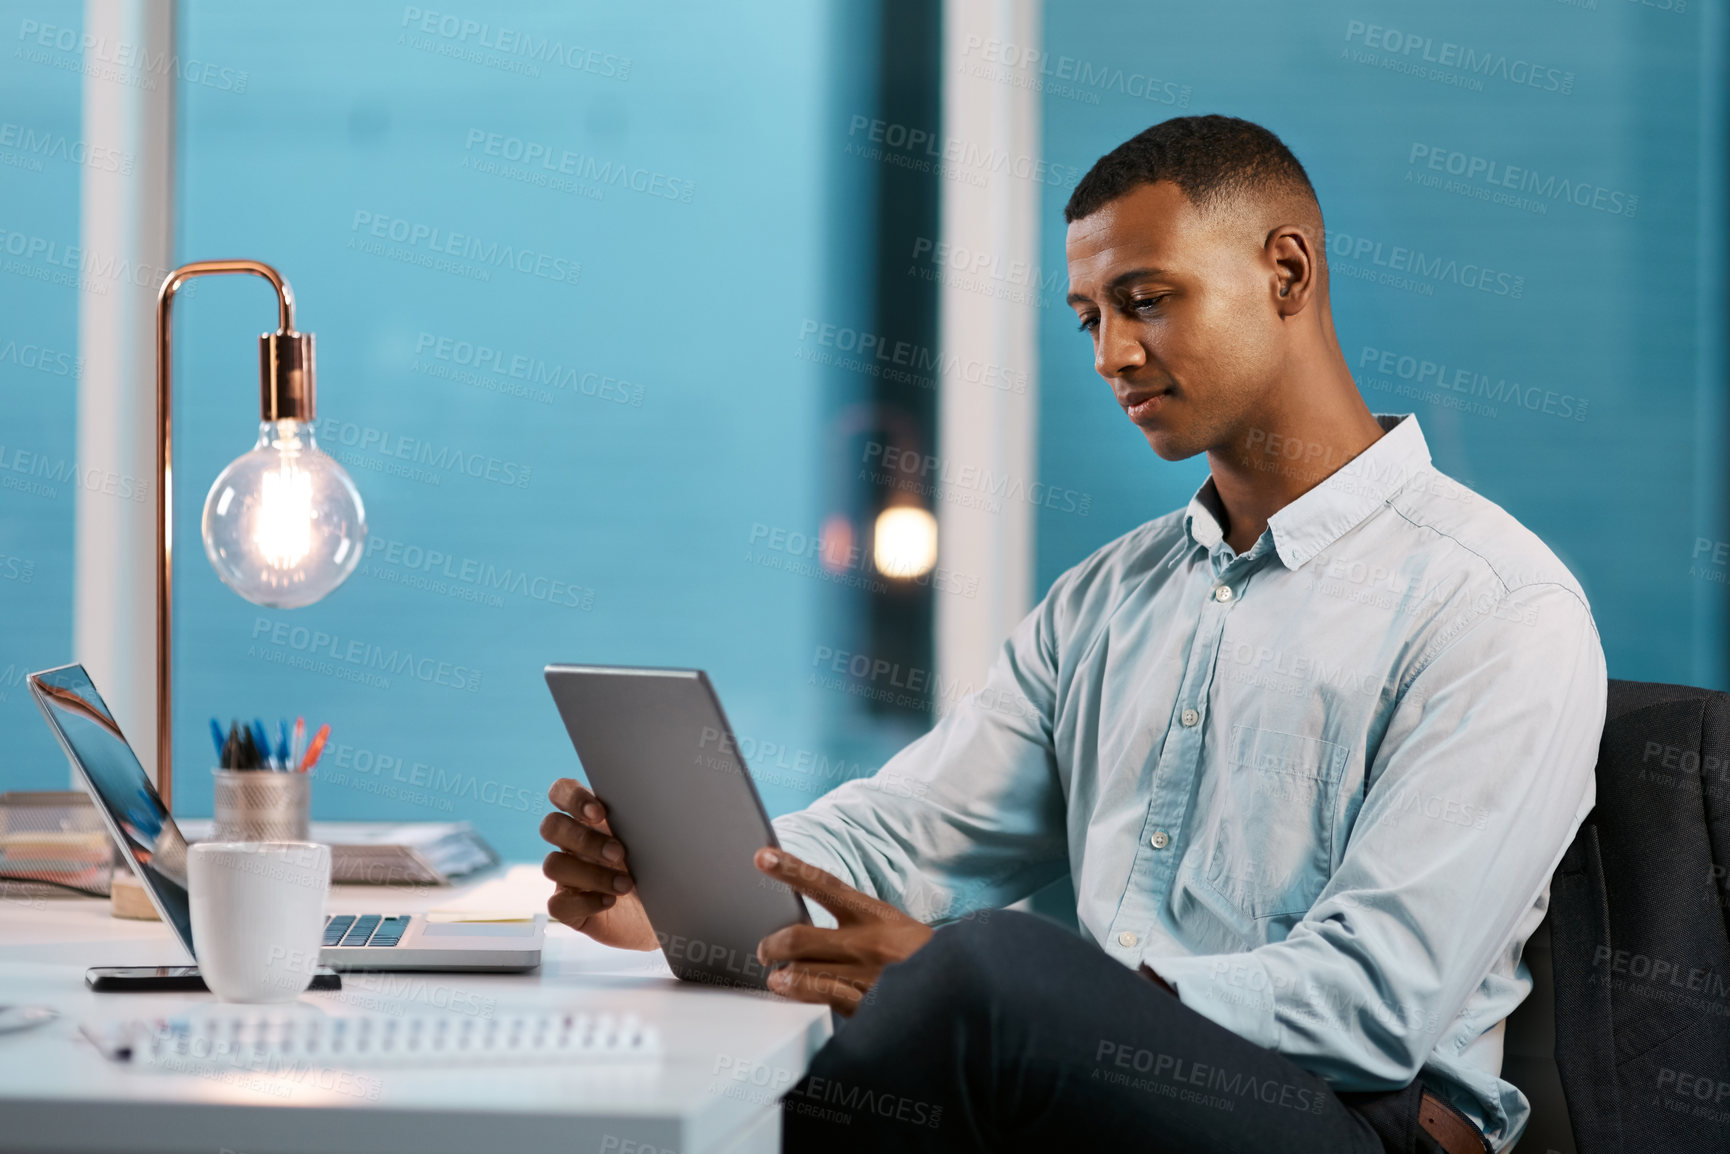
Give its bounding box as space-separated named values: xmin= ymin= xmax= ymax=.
xmin=540 ymin=778 xmax=657 ymax=951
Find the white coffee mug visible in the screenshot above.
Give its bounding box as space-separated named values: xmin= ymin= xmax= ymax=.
xmin=187 ymin=841 xmax=331 ymax=1003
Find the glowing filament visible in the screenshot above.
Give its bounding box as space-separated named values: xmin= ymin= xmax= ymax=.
xmin=254 ymin=465 xmax=314 ymax=569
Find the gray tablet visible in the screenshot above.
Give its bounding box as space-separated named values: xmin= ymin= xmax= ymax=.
xmin=543 ymin=664 xmax=810 ymax=990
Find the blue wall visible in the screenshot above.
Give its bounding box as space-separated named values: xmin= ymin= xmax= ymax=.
xmin=0 ymin=0 xmax=84 ymax=786
xmin=1035 ymin=0 xmax=1726 ymax=689
xmin=163 ymin=1 xmax=876 ymax=857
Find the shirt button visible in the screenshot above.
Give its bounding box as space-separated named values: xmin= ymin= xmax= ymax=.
xmin=1180 ymin=708 xmax=1200 ymax=727
xmin=1213 ymin=584 xmax=1234 ymax=603
xmin=1117 ymin=931 xmax=1139 ymax=948
xmin=1150 ymin=830 xmax=1170 ymax=850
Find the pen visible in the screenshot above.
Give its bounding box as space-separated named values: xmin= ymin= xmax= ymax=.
xmin=299 ymin=724 xmax=330 ymax=773
xmin=250 ymin=719 xmax=274 ymax=770
xmin=291 ymin=717 xmax=305 ymax=768
xmin=225 ymin=721 xmax=241 ymax=770
xmin=277 ymin=719 xmax=291 ymax=771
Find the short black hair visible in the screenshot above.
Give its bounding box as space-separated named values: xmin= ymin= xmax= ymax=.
xmin=1064 ymin=114 xmax=1319 ymax=225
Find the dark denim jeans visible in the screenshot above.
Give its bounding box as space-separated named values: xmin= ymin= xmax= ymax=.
xmin=782 ymin=910 xmax=1444 ymax=1154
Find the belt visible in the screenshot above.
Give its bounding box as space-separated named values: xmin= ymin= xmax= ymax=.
xmin=1418 ymin=1089 xmax=1490 ymax=1154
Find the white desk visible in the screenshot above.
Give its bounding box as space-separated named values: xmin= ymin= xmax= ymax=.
xmin=0 ymin=868 xmax=832 ymax=1154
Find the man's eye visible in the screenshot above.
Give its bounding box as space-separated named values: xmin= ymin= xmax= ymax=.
xmin=1133 ymin=295 xmax=1167 ymax=312
xmin=1076 ymin=316 xmax=1098 ymax=334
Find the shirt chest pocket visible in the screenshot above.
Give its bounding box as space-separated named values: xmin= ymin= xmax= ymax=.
xmin=1202 ymin=725 xmax=1349 ymax=920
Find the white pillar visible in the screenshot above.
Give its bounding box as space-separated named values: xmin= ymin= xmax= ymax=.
xmin=936 ymin=0 xmax=1042 ymax=700
xmin=73 ymin=0 xmax=175 ymax=782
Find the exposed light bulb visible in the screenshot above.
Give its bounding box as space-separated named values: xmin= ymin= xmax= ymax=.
xmin=202 ymin=419 xmax=366 ymax=608
xmin=873 ymin=506 xmax=938 ymax=579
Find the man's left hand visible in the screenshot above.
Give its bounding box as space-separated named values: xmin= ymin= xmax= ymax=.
xmin=753 ymin=847 xmax=934 ymax=1015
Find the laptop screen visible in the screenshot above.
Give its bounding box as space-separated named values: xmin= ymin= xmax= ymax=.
xmin=28 ymin=663 xmax=195 ymax=955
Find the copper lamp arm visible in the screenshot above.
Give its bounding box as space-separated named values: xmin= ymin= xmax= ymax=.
xmin=152 ymin=259 xmax=305 ymax=811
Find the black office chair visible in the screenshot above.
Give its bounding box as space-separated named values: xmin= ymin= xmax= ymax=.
xmin=1502 ymin=916 xmax=1574 ymax=1153
xmin=1501 ymin=678 xmax=1730 ymax=1154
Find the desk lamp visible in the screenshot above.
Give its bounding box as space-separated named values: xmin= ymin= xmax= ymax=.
xmin=153 ymin=260 xmax=367 ymax=811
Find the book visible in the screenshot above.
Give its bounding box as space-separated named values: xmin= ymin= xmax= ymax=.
xmin=0 ymin=790 xmax=114 ymax=898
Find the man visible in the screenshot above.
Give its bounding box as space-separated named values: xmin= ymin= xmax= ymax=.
xmin=539 ymin=115 xmax=1606 ymax=1153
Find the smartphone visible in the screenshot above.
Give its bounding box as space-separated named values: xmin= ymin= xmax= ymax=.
xmin=85 ymin=966 xmax=342 ymax=992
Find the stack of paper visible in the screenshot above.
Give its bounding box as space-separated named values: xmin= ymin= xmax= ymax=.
xmin=176 ymin=820 xmax=499 ymax=885
xmin=316 ymin=822 xmax=499 ymax=885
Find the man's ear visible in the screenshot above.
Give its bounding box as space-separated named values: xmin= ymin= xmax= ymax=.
xmin=1267 ymin=224 xmax=1317 ymax=315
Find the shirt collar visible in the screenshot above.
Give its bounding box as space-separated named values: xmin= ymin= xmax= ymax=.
xmin=1182 ymin=413 xmax=1431 ymax=571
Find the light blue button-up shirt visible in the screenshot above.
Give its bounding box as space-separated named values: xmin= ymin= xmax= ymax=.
xmin=773 ymin=413 xmax=1607 ymax=1151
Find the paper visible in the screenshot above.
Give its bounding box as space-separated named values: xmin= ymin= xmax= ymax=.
xmin=428 ymin=864 xmax=556 ymax=919
xmin=423 ymin=912 xmax=536 ymax=924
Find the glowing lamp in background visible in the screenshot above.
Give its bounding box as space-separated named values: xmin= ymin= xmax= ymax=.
xmin=873 ymin=506 xmax=939 ymax=579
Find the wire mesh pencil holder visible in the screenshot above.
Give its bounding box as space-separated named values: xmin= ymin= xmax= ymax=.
xmin=211 ymin=769 xmax=311 ymax=842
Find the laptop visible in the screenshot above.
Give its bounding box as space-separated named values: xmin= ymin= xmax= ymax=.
xmin=28 ymin=663 xmax=544 ymax=972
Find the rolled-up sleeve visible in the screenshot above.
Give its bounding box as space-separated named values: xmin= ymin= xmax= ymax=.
xmin=1143 ymin=581 xmax=1607 ymax=1088
xmin=772 ymin=573 xmax=1075 ymax=925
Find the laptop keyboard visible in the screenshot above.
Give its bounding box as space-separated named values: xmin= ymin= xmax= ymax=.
xmin=323 ymin=914 xmax=412 ymax=948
